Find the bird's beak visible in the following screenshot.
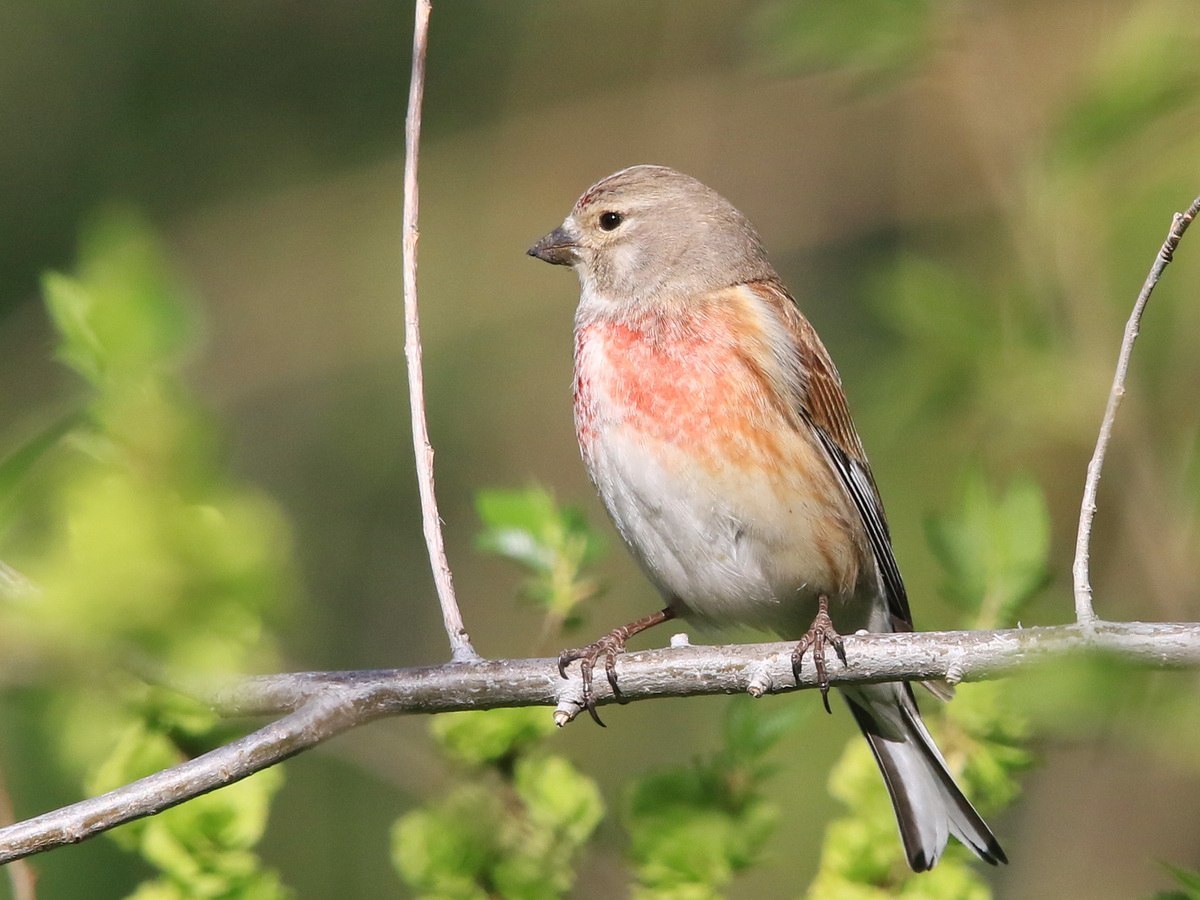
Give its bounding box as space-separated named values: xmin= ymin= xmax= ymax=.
xmin=527 ymin=226 xmax=579 ymax=266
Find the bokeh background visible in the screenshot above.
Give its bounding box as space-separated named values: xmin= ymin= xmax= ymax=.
xmin=2 ymin=1 xmax=1199 ymax=896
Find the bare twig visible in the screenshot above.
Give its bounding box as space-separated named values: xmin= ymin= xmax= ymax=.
xmin=0 ymin=764 xmax=38 ymax=899
xmin=1072 ymin=196 xmax=1200 ymax=625
xmin=4 ymin=621 xmax=1200 ymax=864
xmin=401 ymin=0 xmax=477 ymax=661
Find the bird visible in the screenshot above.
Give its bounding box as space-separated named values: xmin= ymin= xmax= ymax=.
xmin=526 ymin=164 xmax=1005 ymax=872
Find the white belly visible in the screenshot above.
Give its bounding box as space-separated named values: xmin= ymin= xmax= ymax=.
xmin=585 ymin=422 xmax=866 ymax=636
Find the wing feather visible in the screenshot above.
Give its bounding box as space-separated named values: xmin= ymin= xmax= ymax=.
xmin=743 ymin=279 xmax=913 ymax=630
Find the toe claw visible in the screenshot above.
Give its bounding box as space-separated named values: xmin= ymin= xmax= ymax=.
xmin=584 ymin=696 xmax=606 ymax=727
xmin=555 ymin=609 xmax=675 ymax=727
xmin=605 ymin=654 xmax=623 ymax=700
xmin=791 ymin=595 xmax=847 ymax=715
xmin=832 ymin=635 xmax=848 ymax=666
xmin=557 ymin=634 xmax=627 ymax=727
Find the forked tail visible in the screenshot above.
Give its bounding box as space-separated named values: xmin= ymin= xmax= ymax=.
xmin=842 ymin=682 xmax=1007 ymax=872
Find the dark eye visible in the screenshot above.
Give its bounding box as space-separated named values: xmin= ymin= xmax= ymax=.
xmin=598 ymin=211 xmax=624 ymax=231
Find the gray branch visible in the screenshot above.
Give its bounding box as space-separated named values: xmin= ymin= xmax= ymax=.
xmin=3 ymin=620 xmax=1200 ymax=865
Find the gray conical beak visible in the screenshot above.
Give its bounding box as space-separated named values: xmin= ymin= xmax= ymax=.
xmin=527 ymin=226 xmax=579 ymax=266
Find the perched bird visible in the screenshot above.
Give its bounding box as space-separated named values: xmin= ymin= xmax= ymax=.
xmin=527 ymin=165 xmax=1005 ymax=871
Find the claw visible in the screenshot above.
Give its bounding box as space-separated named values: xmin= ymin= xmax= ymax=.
xmin=556 ymin=633 xmax=627 ymax=726
xmin=555 ymin=608 xmax=676 ymax=727
xmin=790 ymin=594 xmax=847 ymax=715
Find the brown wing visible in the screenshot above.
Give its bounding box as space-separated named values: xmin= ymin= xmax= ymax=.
xmin=744 ymin=279 xmax=913 ymax=631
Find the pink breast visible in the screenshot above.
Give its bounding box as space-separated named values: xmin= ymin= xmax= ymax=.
xmin=574 ymin=309 xmax=793 ymax=476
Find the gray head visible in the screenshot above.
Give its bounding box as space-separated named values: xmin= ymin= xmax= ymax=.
xmin=527 ymin=165 xmax=776 ymax=307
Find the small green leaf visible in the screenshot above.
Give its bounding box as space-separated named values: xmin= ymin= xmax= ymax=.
xmin=392 ymin=786 xmax=499 ymax=900
xmin=43 ymin=210 xmax=197 ymax=391
xmin=1159 ymin=862 xmax=1200 ymax=899
xmin=925 ymin=468 xmax=1050 ymax=628
xmin=514 ymin=755 xmax=605 ymax=845
xmin=722 ymin=695 xmax=808 ymax=767
xmin=625 ymin=699 xmax=796 ymax=893
xmin=431 ymin=707 xmax=557 ymax=768
xmin=0 ymin=414 xmax=80 ymax=533
xmin=42 ymin=271 xmax=106 ymax=385
xmin=475 ymin=486 xmax=605 ymax=631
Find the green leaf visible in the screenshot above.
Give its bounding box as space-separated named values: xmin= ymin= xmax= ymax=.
xmin=393 ymin=757 xmax=603 ymax=900
xmin=392 ymin=786 xmax=499 ymax=900
xmin=42 ymin=271 xmax=106 ymax=385
xmin=625 ymin=699 xmax=797 ymax=893
xmin=43 ymin=210 xmax=197 ymax=390
xmin=0 ymin=414 xmax=80 ymax=533
xmin=493 ymin=756 xmax=605 ymax=898
xmin=722 ymin=694 xmax=808 ymax=768
xmin=924 ymin=468 xmax=1050 ymax=628
xmin=1151 ymin=863 xmax=1200 ymax=899
xmin=475 ymin=486 xmax=605 ymax=630
xmin=513 ymin=755 xmax=605 ymax=846
xmin=431 ymin=707 xmax=557 ymax=768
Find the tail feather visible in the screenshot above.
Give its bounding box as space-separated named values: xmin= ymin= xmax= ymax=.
xmin=843 ymin=683 xmax=1007 ymax=872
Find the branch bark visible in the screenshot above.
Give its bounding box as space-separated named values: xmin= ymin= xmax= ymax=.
xmin=3 ymin=620 xmax=1200 ymax=864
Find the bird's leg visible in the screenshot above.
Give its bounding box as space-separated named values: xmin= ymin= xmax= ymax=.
xmin=791 ymin=593 xmax=847 ymax=714
xmin=558 ymin=607 xmax=676 ymax=726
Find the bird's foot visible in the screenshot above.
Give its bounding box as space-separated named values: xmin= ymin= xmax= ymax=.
xmin=558 ymin=608 xmax=675 ymax=726
xmin=791 ymin=594 xmax=847 ymax=714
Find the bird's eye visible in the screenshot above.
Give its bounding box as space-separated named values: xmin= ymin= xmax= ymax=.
xmin=598 ymin=211 xmax=624 ymax=231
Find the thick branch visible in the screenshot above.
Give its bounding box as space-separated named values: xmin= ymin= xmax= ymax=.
xmin=4 ymin=620 xmax=1200 ymax=864
xmin=0 ymin=689 xmax=381 ymax=866
xmin=1072 ymin=195 xmax=1200 ymax=624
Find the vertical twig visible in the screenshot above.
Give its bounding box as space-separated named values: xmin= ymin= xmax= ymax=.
xmin=1072 ymin=195 xmax=1200 ymax=626
xmin=402 ymin=0 xmax=478 ymax=661
xmin=0 ymin=764 xmax=38 ymax=899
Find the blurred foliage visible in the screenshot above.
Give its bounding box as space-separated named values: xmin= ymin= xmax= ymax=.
xmin=1155 ymin=864 xmax=1200 ymax=900
xmin=925 ymin=470 xmax=1051 ymax=629
xmin=1049 ymin=2 xmax=1200 ymax=171
xmin=89 ymin=702 xmax=289 ymax=900
xmin=476 ymin=486 xmax=605 ymax=633
xmin=0 ymin=214 xmax=294 ymax=896
xmin=750 ymin=0 xmax=939 ymax=86
xmin=392 ymin=709 xmax=604 ymax=899
xmin=625 ymin=698 xmax=806 ymax=898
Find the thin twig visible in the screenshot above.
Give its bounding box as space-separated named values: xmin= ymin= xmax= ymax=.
xmin=1072 ymin=195 xmax=1200 ymax=625
xmin=0 ymin=764 xmax=38 ymax=899
xmin=402 ymin=0 xmax=477 ymax=661
xmin=4 ymin=620 xmax=1200 ymax=864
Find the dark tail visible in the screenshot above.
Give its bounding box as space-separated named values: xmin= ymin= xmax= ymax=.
xmin=842 ymin=682 xmax=1007 ymax=872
